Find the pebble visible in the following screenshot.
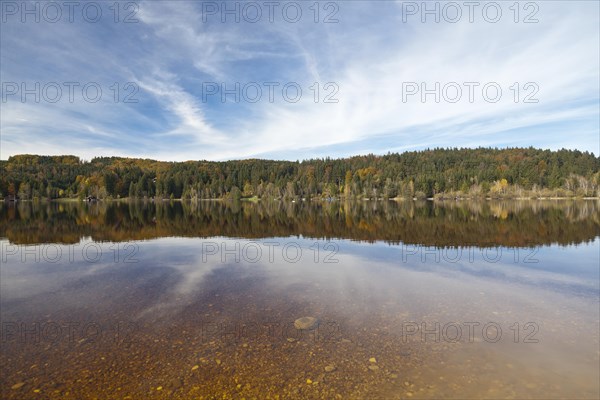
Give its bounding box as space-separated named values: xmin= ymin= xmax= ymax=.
xmin=11 ymin=382 xmax=25 ymax=390
xmin=294 ymin=317 xmax=319 ymax=330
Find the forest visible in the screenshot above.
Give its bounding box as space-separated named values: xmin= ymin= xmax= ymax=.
xmin=1 ymin=147 xmax=599 ymax=200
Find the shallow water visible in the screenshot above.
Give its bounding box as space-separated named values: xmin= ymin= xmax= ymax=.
xmin=1 ymin=200 xmax=599 ymax=399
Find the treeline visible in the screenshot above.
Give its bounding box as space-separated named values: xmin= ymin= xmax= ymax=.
xmin=1 ymin=148 xmax=599 ymax=200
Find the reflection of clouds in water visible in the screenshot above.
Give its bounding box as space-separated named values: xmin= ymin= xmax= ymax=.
xmin=134 ymin=237 xmax=414 ymax=320
xmin=338 ymin=239 xmax=600 ymax=297
xmin=135 ymin=244 xmax=226 ymax=320
xmin=0 ymin=239 xmax=119 ymax=302
xmin=136 ymin=237 xmax=598 ymax=322
xmin=2 ymin=237 xmax=598 ymax=322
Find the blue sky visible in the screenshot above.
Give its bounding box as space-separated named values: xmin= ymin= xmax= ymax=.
xmin=1 ymin=1 xmax=599 ymax=161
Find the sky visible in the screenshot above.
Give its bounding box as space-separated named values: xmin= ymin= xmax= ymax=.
xmin=1 ymin=0 xmax=599 ymax=161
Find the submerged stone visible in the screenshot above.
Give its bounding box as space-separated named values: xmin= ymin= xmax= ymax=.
xmin=294 ymin=317 xmax=319 ymax=330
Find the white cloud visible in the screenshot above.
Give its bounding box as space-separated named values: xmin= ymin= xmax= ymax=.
xmin=1 ymin=1 xmax=598 ymax=160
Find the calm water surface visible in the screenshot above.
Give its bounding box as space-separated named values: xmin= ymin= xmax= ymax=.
xmin=1 ymin=200 xmax=599 ymax=399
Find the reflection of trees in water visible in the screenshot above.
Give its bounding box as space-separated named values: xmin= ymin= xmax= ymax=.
xmin=1 ymin=200 xmax=598 ymax=247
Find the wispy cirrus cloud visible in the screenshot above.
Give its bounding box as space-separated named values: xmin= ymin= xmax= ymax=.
xmin=1 ymin=0 xmax=598 ymax=161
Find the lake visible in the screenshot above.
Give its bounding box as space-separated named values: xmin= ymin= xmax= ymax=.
xmin=1 ymin=200 xmax=599 ymax=399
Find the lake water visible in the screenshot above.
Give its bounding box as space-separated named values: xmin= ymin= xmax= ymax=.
xmin=1 ymin=200 xmax=599 ymax=399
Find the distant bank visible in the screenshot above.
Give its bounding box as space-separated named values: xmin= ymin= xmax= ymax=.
xmin=1 ymin=147 xmax=599 ymax=201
